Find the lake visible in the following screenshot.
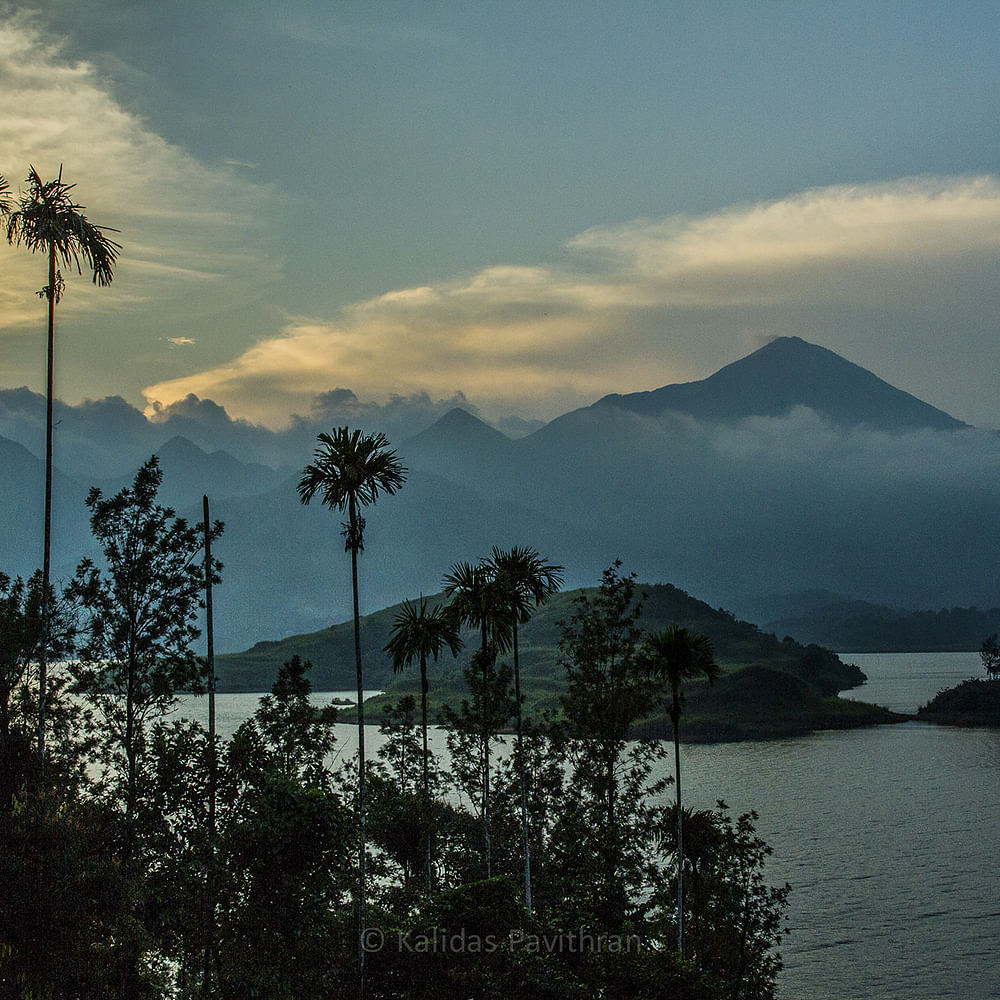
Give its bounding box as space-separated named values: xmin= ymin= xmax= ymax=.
xmin=178 ymin=652 xmax=999 ymax=999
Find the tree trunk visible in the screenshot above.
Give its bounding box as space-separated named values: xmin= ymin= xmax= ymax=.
xmin=673 ymin=698 xmax=684 ymax=958
xmin=420 ymin=653 xmax=431 ymax=894
xmin=38 ymin=243 xmax=56 ymax=766
xmin=480 ymin=622 xmax=491 ymax=878
xmin=203 ymin=496 xmax=217 ymax=997
xmin=513 ymin=621 xmax=532 ymax=915
xmin=349 ymin=495 xmax=367 ymax=1000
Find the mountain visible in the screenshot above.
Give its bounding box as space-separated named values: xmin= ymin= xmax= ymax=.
xmin=152 ymin=436 xmax=286 ymax=509
xmin=594 ymin=336 xmax=967 ymax=430
xmin=399 ymin=407 xmax=516 ymax=484
xmin=0 ymin=434 xmax=93 ymax=584
xmin=4 ymin=337 xmax=1000 ymax=653
xmin=754 ymin=592 xmax=1000 ymax=652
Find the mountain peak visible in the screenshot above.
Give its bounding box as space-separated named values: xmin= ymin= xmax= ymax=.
xmin=401 ymin=408 xmax=513 ymax=476
xmin=597 ymin=336 xmax=967 ymax=431
xmin=404 ymin=408 xmax=511 ymax=448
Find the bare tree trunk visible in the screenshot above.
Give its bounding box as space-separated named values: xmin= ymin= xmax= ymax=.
xmin=202 ymin=496 xmax=217 ymax=997
xmin=673 ymin=702 xmax=684 ymax=959
xmin=420 ymin=654 xmax=432 ymax=895
xmin=350 ymin=497 xmax=367 ymax=1000
xmin=38 ymin=244 xmax=56 ymax=767
xmin=513 ymin=621 xmax=532 ymax=915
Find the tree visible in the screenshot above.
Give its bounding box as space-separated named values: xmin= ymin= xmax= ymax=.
xmin=5 ymin=166 xmax=119 ymax=763
xmin=980 ymin=633 xmax=1000 ymax=680
xmin=208 ymin=655 xmax=352 ymax=998
xmin=0 ymin=571 xmax=72 ymax=746
xmin=486 ymin=545 xmax=562 ymax=915
xmin=442 ymin=560 xmax=514 ymax=877
xmin=297 ymin=426 xmax=406 ymax=994
xmin=0 ymin=571 xmax=81 ymax=803
xmin=656 ymin=803 xmax=790 ymax=1000
xmin=643 ymin=625 xmax=720 ymax=958
xmin=552 ymin=562 xmax=666 ymax=930
xmin=383 ymin=596 xmax=462 ymax=892
xmin=440 ymin=652 xmax=517 ymax=881
xmin=70 ymin=456 xmax=222 ymax=859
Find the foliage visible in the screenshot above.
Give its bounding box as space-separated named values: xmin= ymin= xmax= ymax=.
xmin=0 ymin=791 xmax=170 ymax=999
xmin=980 ymin=633 xmax=1000 ymax=679
xmin=69 ymin=456 xmax=222 ymax=849
xmin=442 ymin=651 xmax=518 ymax=879
xmin=297 ymin=426 xmax=406 ymax=555
xmin=219 ymin=657 xmax=352 ymax=998
xmin=916 ymin=676 xmax=1000 ymax=727
xmin=656 ymin=804 xmax=791 ymax=1000
xmin=0 ymin=571 xmax=75 ymax=744
xmin=4 ymin=165 xmax=119 ymax=293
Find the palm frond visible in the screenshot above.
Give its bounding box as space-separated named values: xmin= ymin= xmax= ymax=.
xmin=5 ymin=166 xmax=120 ymax=285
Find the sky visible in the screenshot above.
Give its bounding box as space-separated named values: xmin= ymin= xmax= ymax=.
xmin=1 ymin=0 xmax=999 ymax=431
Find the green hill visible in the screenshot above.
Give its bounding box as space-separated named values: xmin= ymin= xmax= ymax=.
xmin=215 ymin=581 xmax=900 ymax=741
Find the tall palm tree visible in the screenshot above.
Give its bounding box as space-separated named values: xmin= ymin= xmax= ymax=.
xmin=5 ymin=166 xmax=120 ymax=763
xmin=297 ymin=427 xmax=405 ymax=996
xmin=383 ymin=595 xmax=462 ymax=892
xmin=442 ymin=560 xmax=512 ymax=876
xmin=644 ymin=625 xmax=719 ymax=959
xmin=487 ymin=545 xmax=562 ymax=915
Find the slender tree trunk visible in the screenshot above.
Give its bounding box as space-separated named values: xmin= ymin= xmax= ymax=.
xmin=673 ymin=699 xmax=684 ymax=958
xmin=350 ymin=497 xmax=367 ymax=1000
xmin=513 ymin=621 xmax=532 ymax=915
xmin=0 ymin=689 xmax=10 ymax=748
xmin=125 ymin=642 xmax=138 ymax=865
xmin=202 ymin=496 xmax=217 ymax=997
xmin=38 ymin=244 xmax=56 ymax=766
xmin=480 ymin=622 xmax=491 ymax=878
xmin=420 ymin=654 xmax=432 ymax=894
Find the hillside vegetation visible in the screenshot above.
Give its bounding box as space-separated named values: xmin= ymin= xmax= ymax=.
xmin=217 ymin=580 xmax=901 ymax=741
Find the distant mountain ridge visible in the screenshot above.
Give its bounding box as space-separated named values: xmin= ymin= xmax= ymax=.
xmin=3 ymin=337 xmax=999 ymax=653
xmin=594 ymin=336 xmax=967 ymax=431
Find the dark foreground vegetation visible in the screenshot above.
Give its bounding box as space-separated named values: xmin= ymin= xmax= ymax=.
xmin=1 ymin=457 xmax=792 ymax=999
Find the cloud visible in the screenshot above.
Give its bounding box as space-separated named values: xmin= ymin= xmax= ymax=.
xmin=143 ymin=175 xmax=1000 ymax=427
xmin=0 ymin=15 xmax=281 ymax=329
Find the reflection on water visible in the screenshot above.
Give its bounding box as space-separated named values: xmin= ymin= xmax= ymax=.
xmin=178 ymin=654 xmax=1000 ymax=1000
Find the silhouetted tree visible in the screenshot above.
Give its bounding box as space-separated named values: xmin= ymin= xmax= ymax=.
xmin=980 ymin=633 xmax=1000 ymax=680
xmin=297 ymin=426 xmax=405 ymax=995
xmin=218 ymin=661 xmax=351 ymax=999
xmin=643 ymin=625 xmax=720 ymax=957
xmin=384 ymin=596 xmax=462 ymax=892
xmin=487 ymin=545 xmax=562 ymax=914
xmin=552 ymin=563 xmax=665 ymax=929
xmin=442 ymin=560 xmax=514 ymax=876
xmin=5 ymin=166 xmax=119 ymax=763
xmin=70 ymin=457 xmax=222 ymax=860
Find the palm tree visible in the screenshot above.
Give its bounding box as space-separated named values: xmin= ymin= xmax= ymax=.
xmin=297 ymin=427 xmax=405 ymax=996
xmin=487 ymin=545 xmax=562 ymax=915
xmin=5 ymin=166 xmax=120 ymax=764
xmin=644 ymin=625 xmax=719 ymax=959
xmin=383 ymin=595 xmax=462 ymax=892
xmin=442 ymin=560 xmax=512 ymax=876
